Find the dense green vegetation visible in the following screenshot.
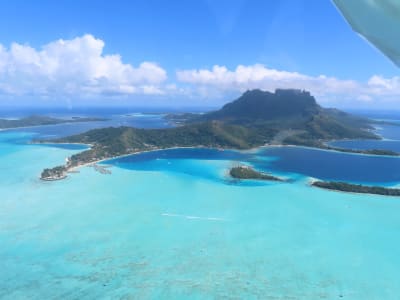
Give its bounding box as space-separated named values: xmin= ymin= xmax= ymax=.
xmin=197 ymin=89 xmax=320 ymax=123
xmin=328 ymin=147 xmax=399 ymax=156
xmin=171 ymin=89 xmax=378 ymax=143
xmin=41 ymin=166 xmax=67 ymax=180
xmin=54 ymin=121 xmax=274 ymax=168
xmin=312 ymin=181 xmax=400 ymax=196
xmin=280 ymin=111 xmax=377 ymax=147
xmin=39 ymin=89 xmax=396 ymax=180
xmin=0 ymin=115 xmax=106 ymax=129
xmin=229 ymin=166 xmax=283 ymax=181
xmin=174 ymin=89 xmax=370 ymax=121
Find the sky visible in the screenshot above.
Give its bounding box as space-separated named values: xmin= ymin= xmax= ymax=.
xmin=0 ymin=0 xmax=399 ymax=109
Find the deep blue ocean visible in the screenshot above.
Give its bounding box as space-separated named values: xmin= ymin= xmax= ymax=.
xmin=1 ymin=108 xmax=400 ymax=299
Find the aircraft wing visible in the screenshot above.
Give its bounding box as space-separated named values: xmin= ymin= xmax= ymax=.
xmin=333 ymin=0 xmax=400 ymax=67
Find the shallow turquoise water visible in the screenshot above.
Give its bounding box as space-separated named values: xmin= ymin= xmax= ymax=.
xmin=1 ymin=130 xmax=400 ymax=299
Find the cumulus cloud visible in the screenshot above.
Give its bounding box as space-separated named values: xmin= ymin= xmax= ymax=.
xmin=1 ymin=35 xmax=399 ymax=107
xmin=0 ymin=34 xmax=167 ymax=97
xmin=176 ymin=64 xmax=400 ymax=105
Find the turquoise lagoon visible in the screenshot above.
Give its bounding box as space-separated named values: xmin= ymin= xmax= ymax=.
xmin=1 ymin=124 xmax=400 ymax=299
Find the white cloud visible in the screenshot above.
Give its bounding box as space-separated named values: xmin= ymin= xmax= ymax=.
xmin=1 ymin=35 xmax=399 ymax=107
xmin=176 ymin=64 xmax=400 ymax=105
xmin=0 ymin=34 xmax=167 ymax=97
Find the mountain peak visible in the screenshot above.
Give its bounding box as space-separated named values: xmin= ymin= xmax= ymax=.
xmin=242 ymin=88 xmax=311 ymax=97
xmin=204 ymin=89 xmax=319 ymax=122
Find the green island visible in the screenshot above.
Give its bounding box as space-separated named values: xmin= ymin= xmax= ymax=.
xmin=0 ymin=115 xmax=106 ymax=129
xmin=41 ymin=166 xmax=67 ymax=181
xmin=325 ymin=147 xmax=399 ymax=156
xmin=312 ymin=181 xmax=400 ymax=196
xmin=229 ymin=166 xmax=284 ymax=181
xmin=38 ymin=89 xmax=399 ymax=181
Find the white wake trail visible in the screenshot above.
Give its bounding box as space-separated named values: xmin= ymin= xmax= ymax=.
xmin=161 ymin=213 xmax=227 ymax=222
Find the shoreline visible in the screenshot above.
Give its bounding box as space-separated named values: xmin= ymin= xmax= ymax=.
xmin=268 ymin=144 xmax=400 ymax=158
xmin=308 ymin=179 xmax=400 ymax=197
xmin=228 ymin=165 xmax=286 ymax=182
xmin=0 ymin=119 xmax=107 ymax=132
xmin=39 ymin=140 xmax=400 ymax=181
xmin=42 ymin=144 xmax=400 ymax=198
xmin=41 ymin=175 xmax=68 ymax=181
xmin=39 ymin=145 xmax=232 ymax=181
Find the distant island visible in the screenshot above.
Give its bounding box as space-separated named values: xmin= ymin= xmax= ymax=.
xmin=37 ymin=89 xmax=398 ymax=181
xmin=0 ymin=115 xmax=106 ymax=130
xmin=323 ymin=147 xmax=399 ymax=156
xmin=41 ymin=166 xmax=67 ymax=181
xmin=39 ymin=121 xmax=264 ymax=180
xmin=229 ymin=165 xmax=284 ymax=182
xmin=312 ymin=180 xmax=400 ymax=197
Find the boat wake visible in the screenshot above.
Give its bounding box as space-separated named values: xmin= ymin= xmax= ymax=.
xmin=161 ymin=213 xmax=227 ymax=222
